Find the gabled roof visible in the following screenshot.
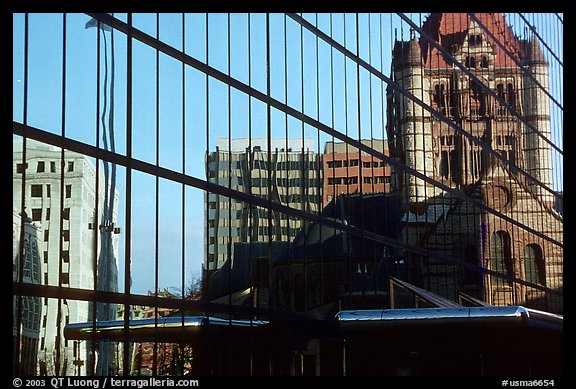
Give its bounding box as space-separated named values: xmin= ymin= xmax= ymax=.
xmin=420 ymin=13 xmax=525 ymax=69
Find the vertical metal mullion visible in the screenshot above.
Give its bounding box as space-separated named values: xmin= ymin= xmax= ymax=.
xmin=300 ymin=12 xmax=308 ymax=313
xmin=283 ymin=13 xmax=292 ymax=313
xmin=54 ymin=12 xmax=67 ymax=376
xmin=246 ymin=13 xmax=255 ymax=375
xmin=246 ymin=14 xmax=253 ymax=312
xmin=396 ymin=19 xmax=409 ymax=287
xmin=466 ymin=13 xmax=479 ymax=300
xmin=505 ymin=13 xmax=518 ymax=304
xmin=343 ymin=13 xmax=351 ymax=233
xmin=265 ymin=13 xmax=273 ymax=317
xmin=355 ymin=13 xmax=364 ymax=300
xmin=91 ymin=16 xmax=102 ymax=377
xmin=265 ymin=13 xmax=274 ymax=375
xmin=389 ymin=13 xmax=397 ymax=280
xmin=341 ymin=14 xmax=352 ymax=301
xmin=122 ymin=12 xmax=133 ymax=377
xmin=465 ymin=14 xmax=476 ymax=298
xmin=505 ymin=13 xmax=515 ymax=303
xmin=202 ymin=12 xmax=212 ymax=370
xmin=180 ymin=12 xmax=186 ymax=375
xmin=204 ymin=12 xmax=210 ymax=319
xmin=555 ymin=14 xmax=563 ymax=303
xmin=367 ymin=13 xmax=376 ymax=297
xmin=14 ymin=12 xmax=30 ymax=377
xmin=379 ymin=12 xmax=389 ymax=288
xmin=152 ymin=12 xmax=160 ymax=377
xmin=227 ymin=12 xmax=233 ymax=320
xmin=553 ymin=12 xmax=562 ymax=222
xmin=315 ymin=13 xmax=324 ymax=308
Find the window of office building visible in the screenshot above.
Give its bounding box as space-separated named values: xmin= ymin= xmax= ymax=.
xmin=31 ymin=184 xmax=43 ymax=198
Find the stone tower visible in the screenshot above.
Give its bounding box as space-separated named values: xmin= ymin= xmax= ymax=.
xmin=389 ymin=36 xmax=435 ymax=207
xmin=522 ymin=35 xmax=554 ymax=206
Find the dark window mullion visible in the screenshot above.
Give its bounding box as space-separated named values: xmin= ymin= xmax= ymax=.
xmin=122 ymin=12 xmax=133 ymax=377
xmin=152 ymin=12 xmax=160 ymax=377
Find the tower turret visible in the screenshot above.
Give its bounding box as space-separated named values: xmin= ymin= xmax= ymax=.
xmin=522 ymin=35 xmax=553 ymax=205
xmin=392 ymin=36 xmax=435 ymax=205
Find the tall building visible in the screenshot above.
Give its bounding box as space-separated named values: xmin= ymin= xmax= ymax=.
xmin=12 ymin=211 xmax=42 ymax=375
xmin=205 ymin=137 xmax=320 ymax=271
xmin=13 ymin=138 xmax=120 ymax=375
xmin=322 ymin=140 xmax=392 ymax=207
xmin=386 ymin=13 xmax=563 ymax=312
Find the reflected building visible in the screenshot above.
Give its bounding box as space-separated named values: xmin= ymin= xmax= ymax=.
xmin=207 ymin=192 xmax=406 ymax=313
xmin=205 ymin=137 xmax=321 ymax=271
xmin=13 ymin=139 xmax=120 ymax=375
xmin=322 ymin=140 xmax=392 ymax=207
xmin=386 ymin=13 xmax=563 ymax=312
xmin=12 ymin=211 xmax=42 ymax=375
xmin=115 ymin=290 xmax=185 ymax=376
xmin=554 ymin=191 xmax=562 ymax=215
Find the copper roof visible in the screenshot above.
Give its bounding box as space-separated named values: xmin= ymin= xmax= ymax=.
xmin=420 ymin=13 xmax=526 ymax=69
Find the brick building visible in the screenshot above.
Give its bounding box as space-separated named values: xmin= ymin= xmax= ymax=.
xmin=386 ymin=13 xmax=563 ymax=312
xmin=322 ymin=140 xmax=392 ymax=207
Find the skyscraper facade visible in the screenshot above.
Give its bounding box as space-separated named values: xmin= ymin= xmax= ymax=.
xmin=205 ymin=137 xmax=320 ymax=271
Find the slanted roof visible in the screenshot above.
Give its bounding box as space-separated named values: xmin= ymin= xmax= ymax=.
xmin=420 ymin=13 xmax=525 ymax=68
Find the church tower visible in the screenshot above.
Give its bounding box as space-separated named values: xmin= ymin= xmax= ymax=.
xmin=522 ymin=35 xmax=554 ymax=206
xmin=389 ymin=36 xmax=435 ymax=207
xmin=387 ymin=13 xmax=562 ymax=313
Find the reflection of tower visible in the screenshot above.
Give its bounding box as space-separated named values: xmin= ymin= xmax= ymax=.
xmin=13 ymin=138 xmax=118 ymax=375
xmin=86 ymin=16 xmax=119 ymax=376
xmin=391 ymin=37 xmax=434 ymax=206
xmin=387 ymin=14 xmax=563 ymax=312
xmin=13 ymin=211 xmax=42 ymax=376
xmin=522 ymin=35 xmax=553 ymax=206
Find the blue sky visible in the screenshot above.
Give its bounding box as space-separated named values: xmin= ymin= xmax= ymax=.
xmin=13 ymin=13 xmax=563 ymax=296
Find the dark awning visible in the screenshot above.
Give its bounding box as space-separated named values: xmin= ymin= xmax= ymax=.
xmin=64 ymin=316 xmax=268 ymax=341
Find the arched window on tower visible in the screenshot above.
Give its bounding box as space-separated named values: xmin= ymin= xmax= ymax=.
xmin=433 ymin=83 xmax=447 ymax=115
xmin=440 ymin=150 xmax=449 ymax=178
xmin=449 ymin=77 xmax=459 ymax=117
xmin=506 ymin=83 xmax=516 ymax=110
xmin=465 ymin=56 xmax=477 ymax=68
xmin=496 ymin=83 xmax=506 ymax=115
xmin=491 ymin=230 xmax=514 ymax=286
xmin=524 ymin=244 xmax=546 ymax=286
xmin=470 ymin=81 xmax=486 ymax=116
xmin=481 ymin=56 xmax=489 ymax=68
xmin=449 ymin=149 xmax=459 ymax=183
xmin=469 ymin=34 xmax=483 ymax=46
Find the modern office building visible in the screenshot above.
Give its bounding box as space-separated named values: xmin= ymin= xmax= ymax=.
xmin=322 ymin=140 xmax=392 ymax=207
xmin=13 ymin=138 xmax=120 ymax=375
xmin=205 ymin=137 xmax=321 ymax=271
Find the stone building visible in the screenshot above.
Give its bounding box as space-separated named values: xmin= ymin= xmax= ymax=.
xmin=386 ymin=13 xmax=562 ymax=312
xmin=13 ymin=138 xmax=120 ymax=374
